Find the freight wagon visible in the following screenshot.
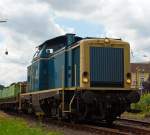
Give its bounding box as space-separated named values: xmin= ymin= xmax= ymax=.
xmin=0 ymin=82 xmax=26 ymax=110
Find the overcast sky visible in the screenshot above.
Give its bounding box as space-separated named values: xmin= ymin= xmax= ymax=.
xmin=0 ymin=0 xmax=150 ymax=86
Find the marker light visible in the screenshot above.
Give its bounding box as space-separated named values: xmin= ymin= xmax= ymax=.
xmin=83 ymin=77 xmax=88 ymax=83
xmin=126 ymin=73 xmax=131 ymax=84
xmin=126 ymin=79 xmax=131 ymax=84
xmin=82 ymin=72 xmax=89 ymax=83
xmin=104 ymin=38 xmax=110 ymax=43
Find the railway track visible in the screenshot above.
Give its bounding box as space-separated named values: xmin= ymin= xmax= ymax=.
xmin=116 ymin=118 xmax=150 ymax=127
xmin=44 ymin=118 xmax=129 ymax=135
xmin=66 ymin=124 xmax=129 ymax=135
xmin=114 ymin=118 xmax=150 ymax=135
xmin=44 ymin=118 xmax=150 ymax=135
xmin=114 ymin=123 xmax=150 ymax=135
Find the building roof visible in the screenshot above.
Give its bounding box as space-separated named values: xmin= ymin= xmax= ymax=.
xmin=131 ymin=63 xmax=150 ymax=73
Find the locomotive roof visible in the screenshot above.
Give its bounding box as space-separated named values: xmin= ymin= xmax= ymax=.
xmin=38 ymin=34 xmax=82 ymax=51
xmin=37 ymin=34 xmax=127 ymax=52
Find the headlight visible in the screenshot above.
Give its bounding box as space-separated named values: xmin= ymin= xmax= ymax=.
xmin=126 ymin=79 xmax=131 ymax=84
xmin=83 ymin=77 xmax=88 ymax=83
xmin=82 ymin=72 xmax=89 ymax=83
xmin=126 ymin=73 xmax=131 ymax=84
xmin=104 ymin=38 xmax=110 ymax=43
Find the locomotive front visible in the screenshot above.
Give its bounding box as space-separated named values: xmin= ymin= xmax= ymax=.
xmin=80 ymin=38 xmax=130 ymax=89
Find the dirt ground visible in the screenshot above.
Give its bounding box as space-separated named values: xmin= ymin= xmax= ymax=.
xmin=42 ymin=123 xmax=99 ymax=135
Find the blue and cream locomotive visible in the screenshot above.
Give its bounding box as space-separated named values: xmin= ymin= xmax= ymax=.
xmin=1 ymin=34 xmax=140 ymax=123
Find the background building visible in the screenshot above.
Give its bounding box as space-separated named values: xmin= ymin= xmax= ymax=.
xmin=131 ymin=62 xmax=150 ymax=89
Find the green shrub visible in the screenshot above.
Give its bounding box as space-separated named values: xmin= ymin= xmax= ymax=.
xmin=131 ymin=94 xmax=150 ymax=113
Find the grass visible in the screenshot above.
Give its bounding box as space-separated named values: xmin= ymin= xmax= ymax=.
xmin=122 ymin=93 xmax=150 ymax=120
xmin=0 ymin=112 xmax=63 ymax=135
xmin=131 ymin=93 xmax=150 ymax=113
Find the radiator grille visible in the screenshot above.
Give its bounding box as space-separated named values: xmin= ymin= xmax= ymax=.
xmin=90 ymin=47 xmax=124 ymax=87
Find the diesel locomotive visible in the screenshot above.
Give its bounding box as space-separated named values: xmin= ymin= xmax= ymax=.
xmin=0 ymin=34 xmax=140 ymax=123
